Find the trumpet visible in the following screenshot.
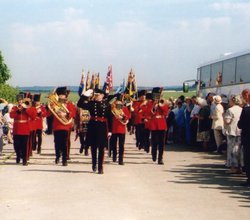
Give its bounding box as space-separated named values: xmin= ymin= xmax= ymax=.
xmin=22 ymin=98 xmax=32 ymax=109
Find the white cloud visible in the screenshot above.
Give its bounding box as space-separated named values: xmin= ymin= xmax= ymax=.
xmin=211 ymin=2 xmax=250 ymax=11
xmin=5 ymin=4 xmax=250 ymax=87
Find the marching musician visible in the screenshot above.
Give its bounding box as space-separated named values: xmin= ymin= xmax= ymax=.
xmin=27 ymin=94 xmax=37 ymax=159
xmin=33 ymin=94 xmax=47 ymax=154
xmin=77 ymin=88 xmax=112 ymax=174
xmin=48 ymin=86 xmax=74 ymax=166
xmin=144 ymin=92 xmax=154 ymax=153
xmin=149 ymin=87 xmax=169 ymax=165
xmin=133 ymin=90 xmax=147 ymax=150
xmin=76 ymin=106 xmax=90 ymax=156
xmin=10 ymin=93 xmax=36 ymax=165
xmin=65 ymin=90 xmax=77 ymax=160
xmin=110 ymin=94 xmax=131 ymax=165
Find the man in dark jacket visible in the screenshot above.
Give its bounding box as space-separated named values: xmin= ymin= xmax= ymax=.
xmin=238 ymin=92 xmax=250 ymax=186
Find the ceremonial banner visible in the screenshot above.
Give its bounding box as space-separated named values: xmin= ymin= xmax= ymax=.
xmin=103 ymin=65 xmax=113 ymax=94
xmin=125 ymin=69 xmax=137 ymax=96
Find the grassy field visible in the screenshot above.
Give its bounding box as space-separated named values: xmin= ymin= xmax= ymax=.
xmin=40 ymin=90 xmax=196 ymax=104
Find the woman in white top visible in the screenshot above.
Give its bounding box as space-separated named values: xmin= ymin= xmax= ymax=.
xmin=211 ymin=95 xmax=224 ymax=151
xmin=224 ymin=95 xmax=243 ymax=173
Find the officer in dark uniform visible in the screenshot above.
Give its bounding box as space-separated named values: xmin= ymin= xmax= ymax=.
xmin=77 ymin=88 xmax=112 ymax=174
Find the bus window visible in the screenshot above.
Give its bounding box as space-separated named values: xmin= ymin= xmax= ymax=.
xmin=236 ymin=54 xmax=250 ymax=83
xmin=222 ymin=58 xmax=236 ymax=85
xmin=211 ymin=62 xmax=222 ymax=87
xmin=200 ymin=65 xmax=211 ymax=88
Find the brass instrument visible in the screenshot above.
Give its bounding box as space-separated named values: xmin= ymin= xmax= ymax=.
xmin=151 ymin=98 xmax=166 ymax=114
xmin=111 ymin=101 xmax=128 ymax=125
xmin=22 ymin=98 xmax=32 ymax=109
xmin=47 ymin=91 xmax=73 ymax=125
xmin=80 ymin=109 xmax=90 ymax=123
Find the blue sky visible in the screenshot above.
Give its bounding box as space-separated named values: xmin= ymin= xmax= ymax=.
xmin=1 ymin=0 xmax=250 ymax=87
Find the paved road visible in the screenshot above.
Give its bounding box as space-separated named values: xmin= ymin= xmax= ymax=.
xmin=0 ymin=133 xmax=250 ymax=220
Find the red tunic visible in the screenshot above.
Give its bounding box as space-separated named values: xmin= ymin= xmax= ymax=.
xmin=10 ymin=106 xmax=37 ymax=135
xmin=133 ymin=100 xmax=147 ymax=125
xmin=111 ymin=107 xmax=131 ymax=134
xmin=144 ymin=100 xmax=154 ymax=129
xmin=50 ymin=103 xmax=75 ymax=131
xmin=35 ymin=105 xmax=47 ymax=130
xmin=66 ymin=101 xmax=76 ymax=129
xmin=149 ymin=103 xmax=169 ymax=131
xmin=28 ymin=106 xmax=38 ymax=131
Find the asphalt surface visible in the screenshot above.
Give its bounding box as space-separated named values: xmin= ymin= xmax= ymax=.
xmin=0 ymin=133 xmax=250 ymax=220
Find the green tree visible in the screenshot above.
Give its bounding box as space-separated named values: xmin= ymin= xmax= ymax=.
xmin=0 ymin=51 xmax=19 ymax=102
xmin=0 ymin=51 xmax=11 ymax=84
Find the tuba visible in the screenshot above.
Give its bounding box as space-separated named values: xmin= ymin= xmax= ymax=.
xmin=47 ymin=91 xmax=72 ymax=125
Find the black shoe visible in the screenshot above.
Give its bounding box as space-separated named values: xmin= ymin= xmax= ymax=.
xmin=152 ymin=157 xmax=156 ymax=162
xmin=240 ymin=181 xmax=250 ymax=187
xmin=16 ymin=158 xmax=20 ymax=164
xmin=98 ymin=169 xmax=104 ymax=174
xmin=92 ymin=166 xmax=97 ymax=172
xmin=79 ymin=147 xmax=83 ymax=154
xmin=113 ymin=158 xmax=117 ymax=162
xmin=37 ymin=149 xmax=41 ymax=154
xmin=84 ymin=149 xmax=89 ymax=156
xmin=158 ymin=160 xmax=164 ymax=165
xmin=55 ymin=158 xmax=59 ymax=164
xmin=119 ymin=162 xmax=124 ymax=165
xmin=62 ymin=161 xmax=68 ymax=166
xmin=23 ymin=161 xmax=28 ymax=166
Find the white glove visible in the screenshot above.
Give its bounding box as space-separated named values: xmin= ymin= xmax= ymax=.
xmin=108 ymin=132 xmax=112 ymax=138
xmin=83 ymin=89 xmax=93 ymax=97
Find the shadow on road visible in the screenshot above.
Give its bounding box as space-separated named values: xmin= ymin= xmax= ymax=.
xmin=165 ymin=143 xmax=250 ymax=207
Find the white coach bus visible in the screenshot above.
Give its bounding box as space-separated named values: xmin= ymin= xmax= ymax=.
xmin=183 ymin=49 xmax=250 ymax=98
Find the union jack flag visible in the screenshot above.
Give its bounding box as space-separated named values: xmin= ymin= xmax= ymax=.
xmin=103 ymin=65 xmax=113 ymax=94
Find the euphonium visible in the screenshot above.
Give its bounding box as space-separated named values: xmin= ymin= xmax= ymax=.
xmin=111 ymin=101 xmax=128 ymax=125
xmin=47 ymin=91 xmax=73 ymax=125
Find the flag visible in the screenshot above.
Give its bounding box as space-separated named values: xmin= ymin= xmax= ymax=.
xmin=125 ymin=69 xmax=137 ymax=96
xmin=90 ymin=73 xmax=95 ymax=89
xmin=103 ymin=65 xmax=113 ymax=94
xmin=85 ymin=71 xmax=91 ymax=90
xmin=95 ymin=73 xmax=100 ymax=89
xmin=115 ymin=78 xmax=125 ymax=94
xmin=78 ymin=68 xmax=85 ymax=96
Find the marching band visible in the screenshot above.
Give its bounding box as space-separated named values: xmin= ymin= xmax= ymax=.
xmin=2 ymin=68 xmax=172 ymax=175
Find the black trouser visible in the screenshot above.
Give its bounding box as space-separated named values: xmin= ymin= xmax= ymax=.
xmin=91 ymin=145 xmax=104 ymax=172
xmin=13 ymin=135 xmax=29 ymax=164
xmin=54 ymin=130 xmax=68 ymax=163
xmin=79 ymin=132 xmax=88 ymax=152
xmin=135 ymin=123 xmax=145 ymax=149
xmin=190 ymin=118 xmax=198 ymax=145
xmin=144 ymin=128 xmax=151 ymax=153
xmin=46 ymin=115 xmax=53 ymax=135
xmin=30 ymin=130 xmax=36 ymax=151
xmin=110 ymin=134 xmax=125 ymax=163
xmin=66 ymin=130 xmax=71 ymax=159
xmin=36 ymin=129 xmax=43 ymax=152
xmin=151 ymin=130 xmax=165 ymax=162
xmin=243 ymin=146 xmax=250 ymax=182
